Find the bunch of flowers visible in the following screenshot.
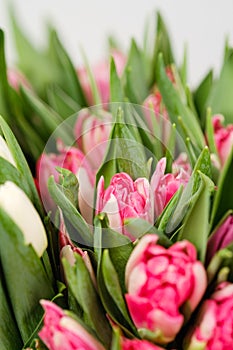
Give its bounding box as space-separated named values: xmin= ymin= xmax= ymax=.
xmin=0 ymin=10 xmax=233 ymax=350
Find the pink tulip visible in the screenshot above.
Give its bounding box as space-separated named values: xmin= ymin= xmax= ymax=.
xmin=74 ymin=108 xmax=112 ymax=169
xmin=78 ymin=50 xmax=126 ymax=106
xmin=212 ymin=115 xmax=233 ymax=166
xmin=151 ymin=157 xmax=191 ymax=218
xmin=125 ymin=234 xmax=207 ymax=345
xmin=185 ymin=282 xmax=233 ymax=350
xmin=7 ymin=68 xmax=31 ymax=91
xmin=206 ymin=215 xmax=233 ymax=266
xmin=39 ymin=300 xmax=105 ymax=350
xmin=121 ymin=338 xmax=165 ymax=350
xmin=36 ymin=142 xmax=95 ymax=223
xmin=96 ymin=173 xmax=154 ymax=239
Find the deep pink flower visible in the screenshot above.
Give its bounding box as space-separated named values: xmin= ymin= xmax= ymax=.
xmin=78 ymin=50 xmax=126 ymax=106
xmin=96 ymin=173 xmax=154 ymax=239
xmin=122 ymin=338 xmax=164 ymax=350
xmin=36 ymin=142 xmax=95 ymax=223
xmin=206 ymin=215 xmax=233 ymax=266
xmin=151 ymin=157 xmax=191 ymax=218
xmin=74 ymin=108 xmax=112 ymax=169
xmin=185 ymin=282 xmax=233 ymax=350
xmin=39 ymin=300 xmax=105 ymax=350
xmin=212 ymin=115 xmax=233 ymax=166
xmin=125 ymin=235 xmax=207 ymax=344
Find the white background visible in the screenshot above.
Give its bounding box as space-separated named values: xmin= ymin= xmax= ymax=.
xmin=1 ymin=0 xmax=233 ymax=86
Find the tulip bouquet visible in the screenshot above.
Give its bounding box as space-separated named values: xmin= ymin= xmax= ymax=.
xmin=0 ymin=10 xmax=233 ymax=350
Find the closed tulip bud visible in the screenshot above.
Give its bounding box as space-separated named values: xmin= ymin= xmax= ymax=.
xmin=0 ymin=181 xmax=47 ymax=257
xmin=212 ymin=115 xmax=233 ymax=166
xmin=39 ymin=300 xmax=105 ymax=350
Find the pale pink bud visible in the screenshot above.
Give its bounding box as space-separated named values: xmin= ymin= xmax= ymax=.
xmin=96 ymin=173 xmax=154 ymax=240
xmin=212 ymin=115 xmax=233 ymax=166
xmin=74 ymin=109 xmax=112 ymax=169
xmin=151 ymin=157 xmax=190 ymax=218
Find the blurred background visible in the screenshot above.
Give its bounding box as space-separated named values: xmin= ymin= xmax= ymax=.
xmin=0 ymin=0 xmax=233 ymax=86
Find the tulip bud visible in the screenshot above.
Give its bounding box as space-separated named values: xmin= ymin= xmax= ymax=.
xmin=0 ymin=181 xmax=47 ymax=257
xmin=0 ymin=135 xmax=16 ymax=167
xmin=39 ymin=300 xmax=105 ymax=350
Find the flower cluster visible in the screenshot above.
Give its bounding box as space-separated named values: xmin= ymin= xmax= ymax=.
xmin=0 ymin=10 xmax=233 ymax=350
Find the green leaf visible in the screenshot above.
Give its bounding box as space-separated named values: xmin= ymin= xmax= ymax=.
xmin=47 ymin=84 xmax=80 ymax=118
xmin=166 ymin=147 xmax=212 ymax=236
xmin=102 ymin=250 xmax=136 ymax=329
xmin=62 ymin=254 xmax=112 ymax=347
xmin=0 ymin=272 xmax=23 ymax=350
xmin=48 ymin=176 xmax=93 ymax=246
xmin=124 ymin=217 xmax=171 ymax=248
xmin=20 ymin=87 xmax=73 ymax=145
xmin=194 ymin=70 xmax=213 ymax=126
xmin=110 ymin=57 xmax=124 ymax=103
xmin=111 ymin=327 xmax=122 ymax=350
xmin=94 ymin=217 xmax=137 ymax=337
xmin=56 ymin=167 xmax=79 ymax=208
xmin=154 ymin=11 xmax=174 ymax=66
xmin=10 ymin=11 xmax=61 ymax=97
xmin=156 ymin=54 xmax=205 ymax=149
xmin=179 ymin=44 xmax=188 ymax=86
xmin=0 ymin=116 xmax=43 ymax=215
xmin=49 ymin=30 xmax=87 ymax=107
xmin=207 ymin=51 xmax=233 ymax=123
xmin=157 ymin=186 xmax=184 ymax=234
xmin=123 ymin=39 xmax=149 ymax=104
xmin=0 ymin=209 xmax=54 ymax=343
xmin=178 ymin=172 xmax=214 ymax=262
xmin=0 ymin=30 xmax=10 ymax=121
xmin=96 ymin=107 xmax=148 ymax=187
xmin=205 ymin=108 xmax=218 ymax=156
xmin=210 ymin=147 xmax=233 ymax=230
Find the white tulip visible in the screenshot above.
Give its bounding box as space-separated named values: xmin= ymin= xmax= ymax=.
xmin=0 ymin=135 xmax=16 ymax=167
xmin=0 ymin=181 xmax=47 ymax=257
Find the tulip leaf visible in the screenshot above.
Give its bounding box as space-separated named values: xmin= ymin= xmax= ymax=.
xmin=123 ymin=39 xmax=149 ymax=104
xmin=110 ymin=56 xmax=124 ymax=103
xmin=20 ymin=87 xmax=73 ymax=145
xmin=0 ymin=116 xmax=43 ymax=215
xmin=47 ymin=84 xmax=81 ymax=118
xmin=48 ymin=176 xmax=93 ymax=246
xmin=153 ymin=11 xmax=175 ymax=71
xmin=0 ymin=208 xmax=54 ymax=343
xmin=49 ymin=29 xmax=87 ymax=107
xmin=62 ymin=254 xmax=112 ymax=347
xmin=94 ymin=218 xmax=138 ymax=337
xmin=178 ymin=172 xmax=214 ymax=262
xmin=157 ymin=186 xmax=184 ymax=235
xmin=210 ymin=147 xmax=233 ymax=230
xmin=0 ymin=272 xmax=23 ymax=350
xmin=111 ymin=327 xmax=122 ymax=350
xmin=124 ymin=217 xmax=172 ymax=248
xmin=0 ymin=30 xmax=10 ymax=121
xmin=156 ymin=54 xmax=205 ymax=149
xmin=194 ymin=70 xmax=213 ymax=125
xmin=207 ymin=51 xmax=233 ymax=124
xmin=102 ymin=250 xmax=137 ymax=330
